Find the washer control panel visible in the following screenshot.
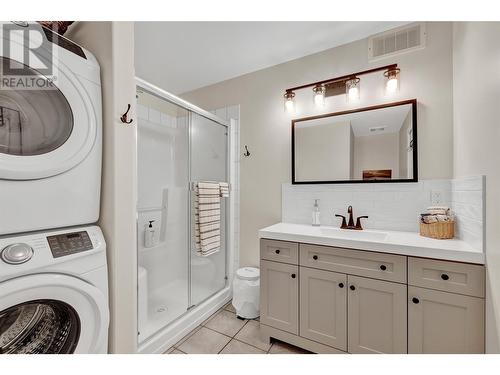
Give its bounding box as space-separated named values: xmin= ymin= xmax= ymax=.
xmin=47 ymin=231 xmax=93 ymax=258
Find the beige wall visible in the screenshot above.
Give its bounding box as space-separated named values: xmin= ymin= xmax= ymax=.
xmin=452 ymin=22 xmax=500 ymax=353
xmin=353 ymin=132 xmax=399 ymax=179
xmin=67 ymin=22 xmax=138 ymax=353
xmin=295 ymin=121 xmax=352 ymax=181
xmin=182 ymin=22 xmax=454 ymax=268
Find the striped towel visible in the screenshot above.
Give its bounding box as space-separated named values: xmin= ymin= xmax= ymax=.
xmin=194 ymin=181 xmax=222 ymax=257
xmin=219 ymin=182 xmax=230 ymax=198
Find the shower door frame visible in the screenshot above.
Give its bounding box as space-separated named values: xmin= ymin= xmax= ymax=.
xmin=135 ymin=77 xmax=231 ymax=343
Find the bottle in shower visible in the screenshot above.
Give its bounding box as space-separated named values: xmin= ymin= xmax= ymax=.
xmin=144 ymin=220 xmax=155 ymax=248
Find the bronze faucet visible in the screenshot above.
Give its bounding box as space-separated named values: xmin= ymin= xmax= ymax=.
xmin=335 ymin=205 xmax=368 ymax=230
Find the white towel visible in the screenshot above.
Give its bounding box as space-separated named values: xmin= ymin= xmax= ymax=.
xmin=198 ymin=182 xmax=220 ymax=190
xmin=199 ymin=209 xmax=220 ymax=218
xmin=197 ymin=188 xmax=220 ymax=196
xmin=198 ymin=215 xmax=220 ymax=224
xmin=427 ymin=206 xmax=450 ymax=215
xmin=197 ymin=197 xmax=220 ymax=204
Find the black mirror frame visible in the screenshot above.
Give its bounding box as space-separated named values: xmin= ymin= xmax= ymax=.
xmin=291 ymin=99 xmax=418 ymax=184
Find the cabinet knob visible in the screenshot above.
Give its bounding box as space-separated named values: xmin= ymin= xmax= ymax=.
xmin=338 ymin=282 xmax=344 ymax=288
xmin=412 ymin=297 xmax=420 ymax=304
xmin=380 ymin=264 xmax=387 ymax=271
xmin=275 ymin=249 xmax=280 ymax=254
xmin=291 ymin=273 xmax=296 ymax=279
xmin=441 ymin=273 xmax=449 ymax=281
xmin=313 ymin=255 xmax=318 ymax=260
xmin=349 ymin=285 xmax=356 ymax=291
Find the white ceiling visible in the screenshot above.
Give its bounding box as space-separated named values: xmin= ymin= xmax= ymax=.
xmin=134 ymin=22 xmax=408 ymax=94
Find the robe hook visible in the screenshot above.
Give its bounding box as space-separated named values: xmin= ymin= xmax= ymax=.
xmin=120 ymin=104 xmax=133 ymax=124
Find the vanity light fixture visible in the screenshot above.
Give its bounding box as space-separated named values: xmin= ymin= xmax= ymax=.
xmin=284 ymin=64 xmax=399 ymax=105
xmin=312 ymin=84 xmax=326 ymax=107
xmin=346 ymin=77 xmax=360 ymax=102
xmin=284 ymin=91 xmax=296 ymax=112
xmin=384 ymin=67 xmax=401 ymax=93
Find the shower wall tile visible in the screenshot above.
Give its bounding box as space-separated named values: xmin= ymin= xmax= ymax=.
xmin=160 ymin=112 xmax=169 ymax=126
xmin=137 ymin=104 xmax=148 ymax=120
xmin=451 ymin=176 xmax=485 ymax=251
xmin=149 ymin=108 xmax=161 ymax=123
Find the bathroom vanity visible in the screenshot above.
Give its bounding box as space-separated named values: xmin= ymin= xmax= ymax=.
xmin=258 ymin=223 xmax=485 ymax=354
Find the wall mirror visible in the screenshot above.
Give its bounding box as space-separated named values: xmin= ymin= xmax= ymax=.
xmin=292 ymin=99 xmax=417 ymax=184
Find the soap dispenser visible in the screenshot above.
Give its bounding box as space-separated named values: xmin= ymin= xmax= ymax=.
xmin=312 ymin=199 xmax=321 ymax=227
xmin=144 ymin=220 xmax=155 ymax=248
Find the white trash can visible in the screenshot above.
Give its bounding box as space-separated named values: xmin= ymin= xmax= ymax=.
xmin=232 ymin=267 xmax=260 ymax=319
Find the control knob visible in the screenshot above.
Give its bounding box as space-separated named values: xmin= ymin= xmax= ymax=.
xmin=1 ymin=243 xmax=34 ymax=264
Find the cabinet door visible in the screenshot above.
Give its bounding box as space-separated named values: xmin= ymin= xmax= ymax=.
xmin=260 ymin=260 xmax=299 ymax=334
xmin=300 ymin=267 xmax=347 ymax=350
xmin=408 ymin=286 xmax=485 ymax=353
xmin=348 ymin=275 xmax=407 ymax=354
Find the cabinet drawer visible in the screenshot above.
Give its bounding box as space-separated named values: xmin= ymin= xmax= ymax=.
xmin=408 ymin=257 xmax=485 ymax=298
xmin=300 ymin=244 xmax=406 ymax=283
xmin=260 ymin=239 xmax=298 ymax=265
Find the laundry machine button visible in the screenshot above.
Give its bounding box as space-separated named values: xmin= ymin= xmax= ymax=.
xmin=1 ymin=243 xmax=34 ymax=264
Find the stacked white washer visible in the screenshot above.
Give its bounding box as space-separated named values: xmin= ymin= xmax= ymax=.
xmin=0 ymin=22 xmax=109 ymax=354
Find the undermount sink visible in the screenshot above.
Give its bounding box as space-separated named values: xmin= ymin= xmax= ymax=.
xmin=319 ymin=227 xmax=388 ymax=242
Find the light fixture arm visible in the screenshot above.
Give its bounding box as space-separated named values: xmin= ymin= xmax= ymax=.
xmin=285 ymin=63 xmax=398 ymax=93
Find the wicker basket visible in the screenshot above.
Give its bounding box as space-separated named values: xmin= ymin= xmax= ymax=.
xmin=420 ymin=221 xmax=455 ymax=239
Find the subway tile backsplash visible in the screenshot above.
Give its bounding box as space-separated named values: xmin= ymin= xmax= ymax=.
xmin=282 ymin=176 xmax=484 ymax=250
xmin=451 ymin=176 xmax=485 ymax=251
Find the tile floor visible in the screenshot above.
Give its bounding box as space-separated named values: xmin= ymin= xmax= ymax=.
xmin=165 ymin=301 xmax=312 ymax=354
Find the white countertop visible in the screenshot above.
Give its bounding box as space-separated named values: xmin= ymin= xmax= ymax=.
xmin=259 ymin=222 xmax=484 ymax=264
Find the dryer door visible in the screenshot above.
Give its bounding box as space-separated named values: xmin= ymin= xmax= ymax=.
xmin=0 ymin=274 xmax=108 ymax=354
xmin=0 ymin=53 xmax=97 ymax=180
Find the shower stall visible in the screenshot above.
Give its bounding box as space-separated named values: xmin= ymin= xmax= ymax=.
xmin=135 ymin=78 xmax=232 ymax=353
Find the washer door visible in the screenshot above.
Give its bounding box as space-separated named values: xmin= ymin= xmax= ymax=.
xmin=0 ymin=274 xmax=108 ymax=354
xmin=0 ymin=39 xmax=97 ymax=180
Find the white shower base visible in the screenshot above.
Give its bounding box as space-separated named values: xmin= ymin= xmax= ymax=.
xmin=139 ymin=280 xmax=188 ymax=343
xmin=137 ymin=285 xmax=232 ymax=353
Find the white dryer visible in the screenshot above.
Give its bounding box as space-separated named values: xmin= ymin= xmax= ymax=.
xmin=0 ymin=226 xmax=109 ymax=354
xmin=0 ymin=22 xmax=102 ymax=235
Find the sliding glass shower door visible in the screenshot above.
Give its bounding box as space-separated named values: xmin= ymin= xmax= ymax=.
xmin=136 ymin=86 xmax=228 ymax=345
xmin=190 ymin=113 xmax=229 ymax=306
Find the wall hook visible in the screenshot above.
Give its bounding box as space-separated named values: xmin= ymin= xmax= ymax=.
xmin=120 ymin=104 xmax=133 ymax=124
xmin=243 ymin=145 xmax=251 ymax=157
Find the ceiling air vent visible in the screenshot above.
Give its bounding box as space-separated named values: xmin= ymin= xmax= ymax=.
xmin=369 ymin=126 xmax=386 ymax=133
xmin=368 ymin=23 xmax=426 ymax=61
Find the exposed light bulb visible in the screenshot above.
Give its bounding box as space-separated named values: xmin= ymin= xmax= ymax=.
xmin=284 ymin=91 xmax=295 ymax=112
xmin=384 ymin=68 xmax=400 ymax=94
xmin=346 ymin=77 xmax=360 ymax=102
xmin=386 ymin=77 xmax=398 ymax=92
xmin=312 ymin=85 xmax=326 ymax=107
xmin=348 ymin=86 xmax=359 ymax=100
xmin=314 ymin=92 xmax=325 ymax=106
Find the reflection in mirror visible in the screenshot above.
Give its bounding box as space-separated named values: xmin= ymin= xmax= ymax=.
xmin=292 ymin=100 xmax=417 ymax=184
